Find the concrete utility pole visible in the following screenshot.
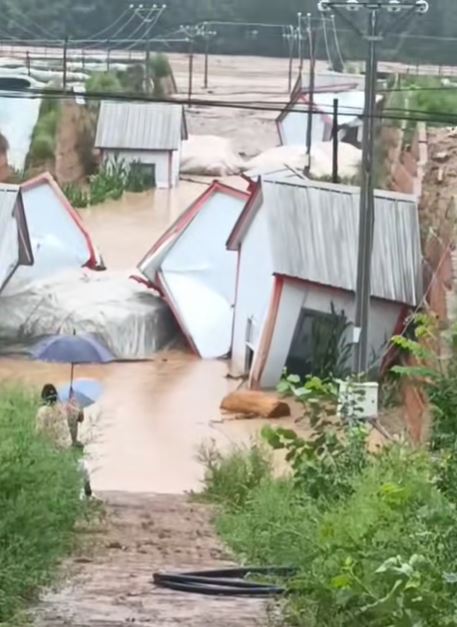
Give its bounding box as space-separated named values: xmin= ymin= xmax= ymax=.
xmin=129 ymin=2 xmax=167 ymax=94
xmin=317 ymin=0 xmax=429 ymax=374
xmin=305 ymin=13 xmax=316 ymax=176
xmin=283 ymin=26 xmax=299 ymax=93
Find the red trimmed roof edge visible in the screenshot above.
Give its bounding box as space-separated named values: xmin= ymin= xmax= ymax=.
xmin=138 ymin=180 xmax=249 ymax=269
xmin=21 ymin=172 xmax=98 ymax=268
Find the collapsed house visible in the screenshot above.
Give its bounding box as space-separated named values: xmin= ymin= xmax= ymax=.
xmin=0 ymin=183 xmax=33 ymax=292
xmin=277 ymin=90 xmax=384 ymax=149
xmin=277 ymin=81 xmax=383 ymax=149
xmin=137 ymin=181 xmax=249 ymax=358
xmin=0 ymin=173 xmax=176 ymax=359
xmin=95 ymin=101 xmax=187 ymax=189
xmin=227 ymin=171 xmax=423 ymax=389
xmin=8 ymin=172 xmax=101 ymax=287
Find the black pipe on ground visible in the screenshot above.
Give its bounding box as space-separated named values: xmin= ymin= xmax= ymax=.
xmin=153 ymin=566 xmax=296 ymax=597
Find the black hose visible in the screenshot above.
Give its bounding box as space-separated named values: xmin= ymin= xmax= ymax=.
xmin=153 ymin=566 xmax=296 ymax=597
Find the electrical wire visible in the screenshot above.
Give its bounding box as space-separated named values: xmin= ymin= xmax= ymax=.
xmin=7 ymin=4 xmax=61 ymax=40
xmin=122 ymin=7 xmax=166 ymax=51
xmin=83 ymin=8 xmax=132 ymax=41
xmin=83 ymin=11 xmax=140 ymax=50
xmin=331 ymin=16 xmax=345 ymax=70
xmin=1 ymin=85 xmax=457 ymax=126
xmin=321 ymin=14 xmax=332 ymax=70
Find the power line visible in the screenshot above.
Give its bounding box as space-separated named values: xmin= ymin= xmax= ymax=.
xmin=83 ymin=8 xmax=132 ymax=41
xmin=331 ymin=15 xmax=345 ymax=69
xmin=7 ymin=5 xmax=60 ymax=40
xmin=0 ymin=85 xmax=455 ymax=125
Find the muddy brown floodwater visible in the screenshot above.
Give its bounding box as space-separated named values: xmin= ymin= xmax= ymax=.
xmin=0 ymin=180 xmax=299 ymax=495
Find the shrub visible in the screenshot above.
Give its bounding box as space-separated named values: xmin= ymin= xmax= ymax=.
xmin=150 ymin=53 xmax=172 ymax=80
xmin=0 ymin=385 xmax=85 ymax=622
xmin=27 ymin=99 xmax=60 ymax=167
xmin=28 ymin=132 xmax=55 ymax=162
xmin=198 ymin=440 xmax=271 ymax=509
xmin=85 ymin=71 xmax=123 ymax=94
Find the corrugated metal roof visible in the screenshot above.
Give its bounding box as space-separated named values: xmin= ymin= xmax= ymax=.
xmin=95 ymin=101 xmax=186 ymax=151
xmin=232 ymin=173 xmax=422 ymax=306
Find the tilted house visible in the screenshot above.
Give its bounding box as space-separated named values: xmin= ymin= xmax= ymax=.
xmin=95 ymin=101 xmax=187 ymax=189
xmin=9 ymin=172 xmax=102 ymax=287
xmin=138 ymin=181 xmax=249 ymax=358
xmin=227 ymin=171 xmax=423 ymax=388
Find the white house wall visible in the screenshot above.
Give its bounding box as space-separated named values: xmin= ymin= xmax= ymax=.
xmin=279 ymin=107 xmax=327 ymax=147
xmin=254 ymin=280 xmax=404 ymax=389
xmin=103 ymin=149 xmax=177 ymax=188
xmin=0 ymin=203 xmax=20 ymax=292
xmin=259 ymin=280 xmax=305 ymax=389
xmin=18 ymin=183 xmax=90 ymax=285
xmin=231 ymin=209 xmax=275 ymax=374
xmin=161 ymin=191 xmax=246 ymax=358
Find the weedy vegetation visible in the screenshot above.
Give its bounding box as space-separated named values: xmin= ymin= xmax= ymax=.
xmin=0 ymin=385 xmax=87 ymax=624
xmin=201 ymin=315 xmax=457 ymax=626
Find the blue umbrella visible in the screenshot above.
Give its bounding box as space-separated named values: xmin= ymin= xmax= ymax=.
xmin=58 ymin=379 xmax=103 ymax=408
xmin=31 ymin=332 xmax=114 ymax=389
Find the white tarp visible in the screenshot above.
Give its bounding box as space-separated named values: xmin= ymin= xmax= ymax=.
xmin=244 ymin=142 xmax=361 ymax=180
xmin=139 ymin=184 xmax=248 ymax=359
xmin=0 ymin=269 xmax=179 ymax=359
xmin=180 ymin=135 xmax=244 ymax=176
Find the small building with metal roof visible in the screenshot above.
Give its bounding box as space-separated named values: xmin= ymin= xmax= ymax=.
xmin=227 ymin=171 xmax=423 ymax=389
xmin=95 ymin=101 xmax=187 ymax=189
xmin=0 ymin=183 xmax=33 ymax=293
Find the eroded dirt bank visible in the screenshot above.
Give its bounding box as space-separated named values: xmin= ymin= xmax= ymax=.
xmin=32 ymin=492 xmax=268 ymax=627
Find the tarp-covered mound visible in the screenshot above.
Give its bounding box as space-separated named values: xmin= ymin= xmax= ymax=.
xmin=0 ymin=269 xmax=180 ymax=359
xmin=181 ymin=135 xmax=244 ymax=176
xmin=244 ymin=142 xmax=361 ymax=179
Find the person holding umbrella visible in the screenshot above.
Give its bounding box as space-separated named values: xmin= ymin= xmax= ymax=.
xmin=36 ymin=383 xmax=92 ymax=498
xmin=32 ymin=331 xmax=113 ymax=499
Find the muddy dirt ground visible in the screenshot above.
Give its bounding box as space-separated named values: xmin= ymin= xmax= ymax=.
xmin=32 ymin=493 xmax=271 ymax=627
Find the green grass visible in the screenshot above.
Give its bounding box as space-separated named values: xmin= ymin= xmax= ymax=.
xmin=0 ymin=385 xmax=85 ymax=623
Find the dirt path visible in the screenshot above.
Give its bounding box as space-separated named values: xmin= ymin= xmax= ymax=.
xmin=32 ymin=492 xmax=268 ymax=627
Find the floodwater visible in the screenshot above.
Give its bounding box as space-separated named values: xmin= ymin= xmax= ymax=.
xmin=0 ymin=179 xmax=298 ymax=494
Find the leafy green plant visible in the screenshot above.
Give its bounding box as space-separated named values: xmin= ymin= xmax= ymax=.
xmin=63 ymin=183 xmax=89 ymax=208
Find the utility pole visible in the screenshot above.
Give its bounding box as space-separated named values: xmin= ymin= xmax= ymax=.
xmin=283 ymin=26 xmax=297 ymax=94
xmin=129 ymin=3 xmax=167 ymax=95
xmin=318 ymin=0 xmax=429 ymax=374
xmin=200 ymin=23 xmax=217 ymax=89
xmin=332 ymin=98 xmax=339 ymax=183
xmin=297 ymin=12 xmax=304 ymax=85
xmin=305 ymin=14 xmax=316 ymax=176
xmin=187 ymin=36 xmax=194 ymax=102
xmin=106 ymin=40 xmax=111 ymax=72
xmin=63 ymin=34 xmax=68 ymax=90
